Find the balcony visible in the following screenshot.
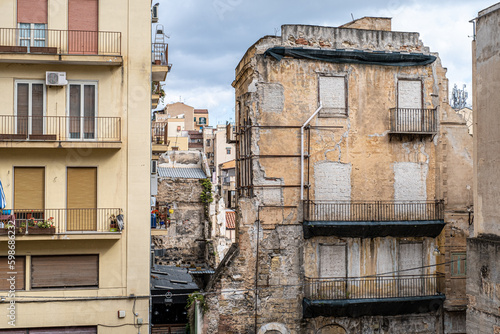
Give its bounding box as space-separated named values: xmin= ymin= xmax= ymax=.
xmin=0 ymin=208 xmax=123 ymax=240
xmin=0 ymin=28 xmax=122 ymax=65
xmin=303 ymin=274 xmax=445 ymax=318
xmin=152 ymin=43 xmax=172 ymax=81
xmin=389 ymin=108 xmax=438 ymax=137
xmin=303 ymin=200 xmax=445 ymax=238
xmin=0 ymin=115 xmax=121 ymax=148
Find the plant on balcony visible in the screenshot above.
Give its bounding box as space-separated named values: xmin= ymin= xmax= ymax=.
xmin=27 ymin=217 xmax=55 ymax=235
xmin=109 ymin=214 xmax=118 ymax=232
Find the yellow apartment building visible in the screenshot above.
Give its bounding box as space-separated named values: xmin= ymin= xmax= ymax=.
xmin=0 ymin=0 xmax=155 ymax=333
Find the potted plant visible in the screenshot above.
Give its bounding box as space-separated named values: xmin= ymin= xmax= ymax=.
xmin=28 ymin=217 xmax=55 ymax=235
xmin=109 ymin=214 xmax=118 ymax=232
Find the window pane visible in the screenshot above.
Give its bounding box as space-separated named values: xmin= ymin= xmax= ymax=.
xmin=17 ymin=83 xmax=29 ymax=135
xmin=83 ymin=85 xmax=95 ymax=139
xmin=69 ymin=85 xmax=81 ymax=138
xmin=31 ymin=84 xmax=44 ymax=135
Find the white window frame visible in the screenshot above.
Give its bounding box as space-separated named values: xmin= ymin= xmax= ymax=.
xmin=14 ymin=80 xmax=47 ymax=135
xmin=18 ymin=23 xmax=47 ymax=50
xmin=66 ymin=81 xmax=98 ymax=141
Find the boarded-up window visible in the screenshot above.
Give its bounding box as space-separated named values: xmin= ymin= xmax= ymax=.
xmin=451 ymin=253 xmax=466 ymax=277
xmin=14 ymin=167 xmax=44 ymax=211
xmin=31 ymin=255 xmax=98 ymax=288
xmin=397 ymin=80 xmax=422 ymax=132
xmin=68 ymin=0 xmax=98 ymax=54
xmin=0 ymin=326 xmax=97 ymax=333
xmin=319 ymin=244 xmax=346 ymax=278
xmin=398 ymin=242 xmax=423 ymax=275
xmin=17 ymin=0 xmax=47 ymax=24
xmin=0 ymin=257 xmax=25 ymax=291
xmin=319 ymin=76 xmax=347 ymax=116
xmin=67 ymin=168 xmax=97 ymax=231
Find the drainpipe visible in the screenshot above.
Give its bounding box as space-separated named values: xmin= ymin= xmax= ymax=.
xmin=300 ymin=103 xmax=322 ymax=200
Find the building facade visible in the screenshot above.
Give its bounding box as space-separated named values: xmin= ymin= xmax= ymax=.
xmin=0 ymin=0 xmax=152 ymax=332
xmin=467 ymin=3 xmax=500 ymax=333
xmin=205 ymin=18 xmax=472 ymax=334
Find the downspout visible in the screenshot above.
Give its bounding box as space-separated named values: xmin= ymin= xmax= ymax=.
xmin=300 ymin=103 xmax=322 ymax=200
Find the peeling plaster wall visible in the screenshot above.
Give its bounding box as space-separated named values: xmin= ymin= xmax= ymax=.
xmin=206 ymin=21 xmax=472 ymax=334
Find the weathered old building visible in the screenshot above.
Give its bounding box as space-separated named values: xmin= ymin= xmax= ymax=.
xmin=467 ymin=3 xmax=500 ymax=333
xmin=205 ymin=18 xmax=472 ymax=334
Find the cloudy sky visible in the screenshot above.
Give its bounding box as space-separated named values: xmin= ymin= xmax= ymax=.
xmin=156 ymin=0 xmax=492 ymax=125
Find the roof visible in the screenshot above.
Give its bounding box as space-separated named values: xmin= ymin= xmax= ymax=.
xmin=158 ymin=167 xmax=207 ymax=179
xmin=150 ymin=265 xmax=199 ymax=291
xmin=226 ymin=210 xmax=236 ymax=229
xmin=221 ymin=160 xmax=235 ymax=170
xmin=194 ymin=109 xmax=208 ymax=114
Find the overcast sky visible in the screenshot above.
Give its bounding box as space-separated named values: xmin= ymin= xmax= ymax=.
xmin=156 ymin=0 xmax=493 ymax=126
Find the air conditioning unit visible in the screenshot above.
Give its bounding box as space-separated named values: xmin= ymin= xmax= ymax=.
xmin=46 ymin=72 xmax=68 ymax=86
xmin=151 ymin=160 xmax=158 ymax=174
xmin=152 ymin=4 xmax=159 ymax=23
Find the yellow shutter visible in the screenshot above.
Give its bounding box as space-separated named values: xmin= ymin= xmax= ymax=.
xmin=14 ymin=167 xmax=44 ymax=210
xmin=67 ymin=168 xmax=97 ymax=231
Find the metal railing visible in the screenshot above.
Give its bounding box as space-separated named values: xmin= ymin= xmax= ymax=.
xmin=152 ymin=42 xmax=170 ymax=66
xmin=0 ymin=208 xmax=122 ymax=234
xmin=0 ymin=28 xmax=121 ymax=55
xmin=389 ymin=108 xmax=438 ymax=133
xmin=0 ymin=116 xmax=121 ymax=142
xmin=305 ymin=274 xmax=444 ymax=300
xmin=303 ymin=200 xmax=444 ymax=222
xmin=152 ymin=121 xmax=168 ymax=144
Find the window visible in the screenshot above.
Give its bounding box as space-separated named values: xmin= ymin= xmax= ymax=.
xmin=31 ymin=255 xmax=98 ymax=288
xmin=199 ymin=117 xmax=207 ymax=125
xmin=14 ymin=167 xmax=45 ymax=220
xmin=0 ymin=327 xmax=98 ymax=333
xmin=226 ymin=147 xmax=231 ymax=155
xmin=177 ymin=126 xmax=181 ymax=132
xmin=17 ymin=0 xmax=47 ymax=51
xmin=451 ymin=253 xmax=466 ymax=277
xmin=206 ymin=139 xmax=211 ymax=146
xmin=397 ymin=79 xmax=424 ymax=132
xmin=68 ymin=82 xmax=97 ymax=140
xmin=194 ymin=117 xmax=196 ymax=122
xmin=68 ymin=0 xmax=98 ymax=55
xmin=0 ymin=256 xmax=25 ymax=291
xmin=67 ymin=168 xmax=97 ymax=231
xmin=15 ymin=80 xmax=46 ymax=137
xmin=319 ymin=75 xmax=347 ymax=116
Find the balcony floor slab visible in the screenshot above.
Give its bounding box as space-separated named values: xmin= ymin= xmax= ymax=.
xmin=303 ymin=220 xmax=446 ymax=238
xmin=303 ymin=295 xmax=445 ymax=318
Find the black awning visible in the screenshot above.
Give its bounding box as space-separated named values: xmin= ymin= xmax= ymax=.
xmin=264 ymin=47 xmax=436 ymax=67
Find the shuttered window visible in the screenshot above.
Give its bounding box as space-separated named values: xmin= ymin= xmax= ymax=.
xmin=67 ymin=168 xmax=97 ymax=231
xmin=68 ymin=0 xmax=98 ymax=54
xmin=31 ymin=255 xmax=98 ymax=288
xmin=0 ymin=257 xmax=25 ymax=291
xmin=15 ymin=81 xmax=45 ymax=136
xmin=14 ymin=167 xmax=44 ymax=210
xmin=68 ymin=83 xmax=97 ymax=140
xmin=0 ymin=326 xmax=97 ymax=333
xmin=17 ymin=0 xmax=48 ymax=24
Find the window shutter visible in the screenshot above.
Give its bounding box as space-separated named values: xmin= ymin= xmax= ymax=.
xmin=67 ymin=168 xmax=97 ymax=231
xmin=17 ymin=0 xmax=48 ymax=24
xmin=17 ymin=83 xmax=29 ymax=135
xmin=14 ymin=167 xmax=44 ymax=210
xmin=31 ymin=255 xmax=98 ymax=288
xmin=29 ymin=327 xmax=97 ymax=334
xmin=31 ymin=84 xmax=44 ymax=135
xmin=0 ymin=256 xmax=25 ymax=291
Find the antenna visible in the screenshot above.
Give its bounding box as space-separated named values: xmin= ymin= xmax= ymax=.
xmin=351 ymin=13 xmax=355 ymax=21
xmin=451 ymin=84 xmax=468 ymax=110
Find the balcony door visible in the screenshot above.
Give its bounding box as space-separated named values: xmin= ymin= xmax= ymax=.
xmin=68 ymin=82 xmax=97 ymax=140
xmin=14 ymin=167 xmax=45 ymax=222
xmin=67 ymin=167 xmax=97 ymax=231
xmin=319 ymin=244 xmax=347 ymax=299
xmin=15 ymin=81 xmax=46 ymax=138
xmin=397 ymin=79 xmax=423 ymax=132
xmin=17 ymin=0 xmax=47 ymax=52
xmin=68 ymin=0 xmax=98 ymax=54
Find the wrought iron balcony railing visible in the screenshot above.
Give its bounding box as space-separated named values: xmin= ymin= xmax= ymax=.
xmin=0 ymin=208 xmax=122 ymax=234
xmin=389 ymin=108 xmax=438 ymax=134
xmin=303 ymin=200 xmax=444 ymax=222
xmin=152 ymin=42 xmax=171 ymax=67
xmin=305 ymin=274 xmax=444 ymax=300
xmin=0 ymin=116 xmax=121 ymax=142
xmin=0 ymin=28 xmax=121 ymax=56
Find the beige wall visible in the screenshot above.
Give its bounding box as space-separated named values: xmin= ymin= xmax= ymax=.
xmin=0 ymin=0 xmax=151 ymax=332
xmin=165 ymin=102 xmax=194 ymax=130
